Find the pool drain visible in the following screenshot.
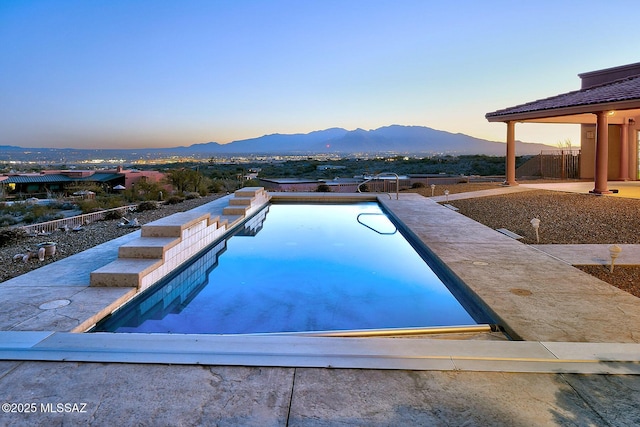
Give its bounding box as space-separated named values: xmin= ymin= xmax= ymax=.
xmin=39 ymin=299 xmax=71 ymax=310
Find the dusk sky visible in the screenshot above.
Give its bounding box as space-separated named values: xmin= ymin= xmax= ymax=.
xmin=1 ymin=0 xmax=638 ymax=150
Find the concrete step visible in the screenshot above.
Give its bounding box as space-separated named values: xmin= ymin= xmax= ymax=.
xmin=141 ymin=212 xmax=212 ymax=238
xmin=235 ymin=187 xmax=265 ymax=198
xmin=223 ymin=206 xmax=250 ymax=216
xmin=118 ymin=237 xmax=179 ymax=259
xmin=90 ymin=258 xmax=163 ymax=288
xmin=229 ymin=197 xmax=254 ymax=206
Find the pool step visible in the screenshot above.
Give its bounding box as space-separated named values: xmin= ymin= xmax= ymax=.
xmin=223 ymin=205 xmax=251 ymax=216
xmin=235 ymin=187 xmax=268 ymax=198
xmin=118 ymin=237 xmax=179 ymax=260
xmin=223 ymin=188 xmax=270 ymax=217
xmin=141 ymin=212 xmax=218 ymax=238
xmin=90 ymin=259 xmax=163 ymax=288
xmin=228 ymin=197 xmax=254 ymax=206
xmin=91 ymin=187 xmax=271 ymax=291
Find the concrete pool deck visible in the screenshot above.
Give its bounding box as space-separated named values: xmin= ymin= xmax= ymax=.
xmin=2 ymin=188 xmax=640 ymax=425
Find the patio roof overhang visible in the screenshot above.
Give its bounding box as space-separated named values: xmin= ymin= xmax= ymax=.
xmin=486 ymin=74 xmax=640 ymax=125
xmin=485 ymin=71 xmax=640 ymax=192
xmin=486 ymin=104 xmax=640 ymax=125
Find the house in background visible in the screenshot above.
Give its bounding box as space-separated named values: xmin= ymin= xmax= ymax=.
xmin=486 ymin=62 xmax=640 ymax=194
xmin=0 ymin=166 xmax=167 ymax=200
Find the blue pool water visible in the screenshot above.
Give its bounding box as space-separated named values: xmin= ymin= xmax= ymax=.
xmin=95 ymin=202 xmax=482 ymax=334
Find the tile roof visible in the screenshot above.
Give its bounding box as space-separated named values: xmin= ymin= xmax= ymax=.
xmin=2 ymin=173 xmax=122 ymax=184
xmin=84 ymin=173 xmax=122 ymax=182
xmin=3 ymin=175 xmax=73 ymax=184
xmin=486 ymin=74 xmax=640 ymax=120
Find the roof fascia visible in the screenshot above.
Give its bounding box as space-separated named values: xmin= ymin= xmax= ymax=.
xmin=486 ymin=99 xmax=640 ymax=122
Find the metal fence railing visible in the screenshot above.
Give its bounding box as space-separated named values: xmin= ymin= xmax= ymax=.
xmin=21 ymin=204 xmax=137 ymax=235
xmin=540 ymin=149 xmax=580 ymax=179
xmin=516 ymin=149 xmax=580 ymax=179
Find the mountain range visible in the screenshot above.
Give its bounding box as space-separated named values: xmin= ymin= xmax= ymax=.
xmin=181 ymin=125 xmax=552 ymax=156
xmin=0 ymin=125 xmax=553 ymax=162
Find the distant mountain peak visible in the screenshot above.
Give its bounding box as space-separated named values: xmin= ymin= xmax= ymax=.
xmin=182 ymin=125 xmax=552 ymax=156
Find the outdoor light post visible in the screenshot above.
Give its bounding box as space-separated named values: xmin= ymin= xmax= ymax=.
xmin=430 ymin=184 xmax=435 ymax=197
xmin=530 ymin=218 xmax=540 ymax=243
xmin=609 ymin=245 xmax=622 ymax=272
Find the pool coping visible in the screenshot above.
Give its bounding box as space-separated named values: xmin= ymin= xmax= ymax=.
xmin=2 ymin=331 xmax=640 ymax=374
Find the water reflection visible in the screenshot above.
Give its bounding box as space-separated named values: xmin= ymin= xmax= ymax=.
xmin=96 ymin=203 xmax=476 ymax=334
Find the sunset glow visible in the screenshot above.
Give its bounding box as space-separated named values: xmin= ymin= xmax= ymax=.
xmin=1 ymin=0 xmax=638 ymax=149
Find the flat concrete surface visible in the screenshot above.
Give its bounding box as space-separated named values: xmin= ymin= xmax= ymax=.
xmin=1 ymin=361 xmax=640 ymax=426
xmin=520 ymin=180 xmax=640 ymax=199
xmin=431 ymin=185 xmax=533 ymax=202
xmin=2 ymin=190 xmax=640 ymax=425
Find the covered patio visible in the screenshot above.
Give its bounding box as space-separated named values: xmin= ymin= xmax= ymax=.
xmin=486 ymin=62 xmax=640 ymax=194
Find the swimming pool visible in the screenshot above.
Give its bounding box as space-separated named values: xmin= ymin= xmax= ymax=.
xmin=94 ymin=202 xmax=490 ymax=335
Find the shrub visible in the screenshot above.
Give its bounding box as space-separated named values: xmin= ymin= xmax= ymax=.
xmin=316 ymin=184 xmax=331 ymax=192
xmin=165 ymin=196 xmax=185 ymax=205
xmin=411 ymin=182 xmax=426 ymax=189
xmin=0 ymin=202 xmax=28 ymax=216
xmin=76 ymin=199 xmax=102 ymax=214
xmin=137 ymin=201 xmax=159 ymax=211
xmin=103 ymin=210 xmax=124 ymax=220
xmin=0 ymin=228 xmax=26 ymax=247
xmin=184 ymin=192 xmax=201 ymax=200
xmin=0 ymin=215 xmax=18 ymax=227
xmin=22 ymin=205 xmax=63 ymax=224
xmin=48 ymin=200 xmax=78 ymax=210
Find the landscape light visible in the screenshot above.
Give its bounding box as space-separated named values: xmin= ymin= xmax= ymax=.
xmin=609 ymin=245 xmax=622 ymax=273
xmin=530 ymin=218 xmax=540 ymax=243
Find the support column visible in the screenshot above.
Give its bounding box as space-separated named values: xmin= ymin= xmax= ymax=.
xmin=592 ymin=111 xmax=610 ymax=194
xmin=619 ymin=119 xmax=630 ymax=181
xmin=505 ymin=120 xmax=518 ymax=186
